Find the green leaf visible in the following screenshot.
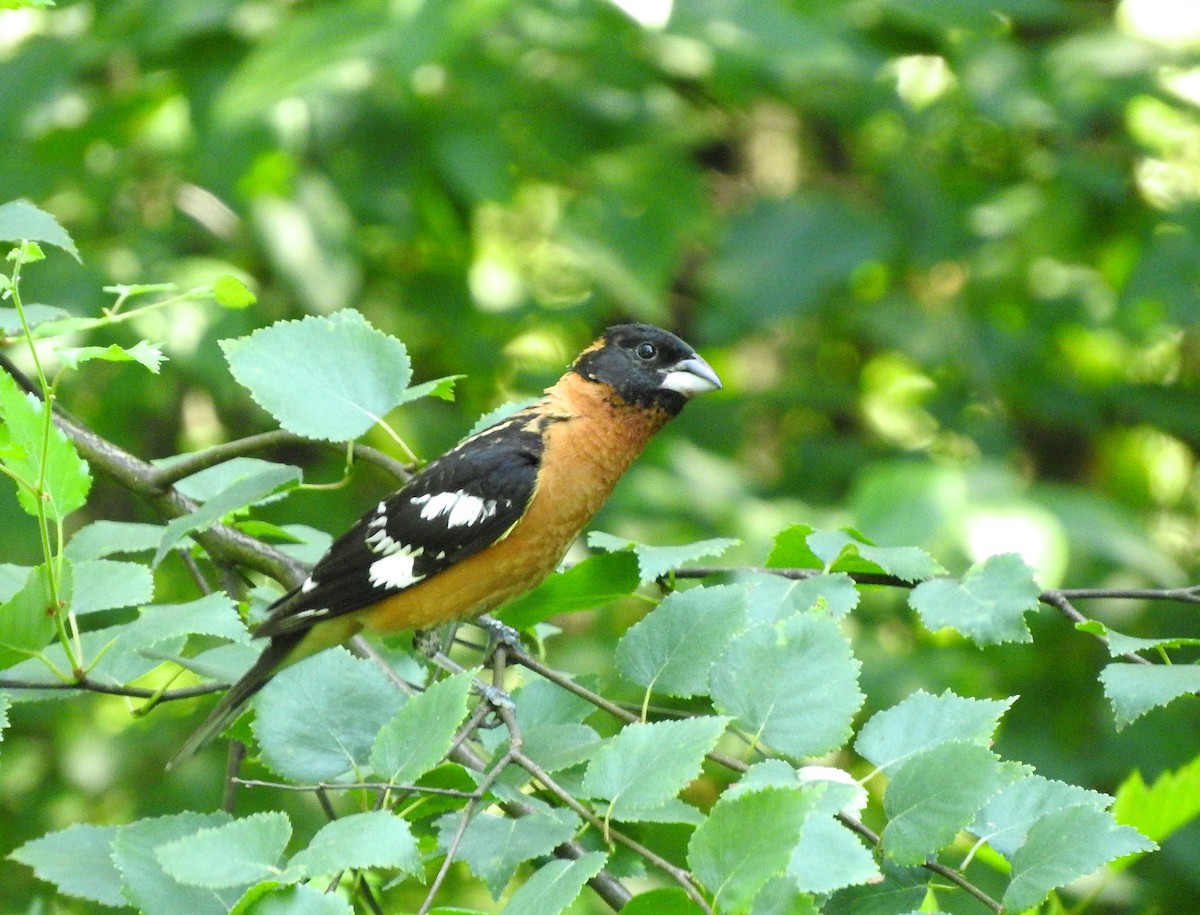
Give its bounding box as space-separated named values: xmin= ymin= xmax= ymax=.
xmin=587 ymin=532 xmax=740 ymax=583
xmin=497 ymin=851 xmax=607 ymax=915
xmin=0 ymin=563 xmax=58 ymax=669
xmin=615 ymin=584 xmax=747 ymax=698
xmin=1076 ymin=620 xmax=1200 ymax=657
xmin=742 ymin=572 xmax=859 ymax=624
xmin=213 ymin=274 xmax=257 ymax=309
xmin=0 ymin=369 xmax=91 ymax=523
xmin=56 ymin=340 xmax=167 ymax=373
xmin=971 ymin=774 xmax=1112 ymax=858
xmin=1002 ymin=805 xmax=1156 ymax=912
xmin=120 ymin=593 xmax=249 ymax=649
xmin=396 ymin=374 xmax=463 ymax=404
xmin=220 ymin=310 xmax=414 ymax=441
xmin=254 ymin=647 xmax=406 ymax=782
xmin=881 ymin=741 xmax=1012 ymax=865
xmin=1113 ymin=756 xmax=1200 ymax=859
xmin=823 ymin=862 xmax=929 ymax=915
xmin=765 ymin=524 xmax=823 ymax=569
xmin=66 ymin=521 xmax=165 ymax=560
xmin=111 ymin=812 xmax=240 ymax=915
xmin=581 ymin=716 xmax=728 ymax=822
xmin=801 ymin=529 xmax=942 ymax=580
xmin=0 ymin=303 xmax=70 ymax=335
xmin=154 ymin=463 xmax=300 ymax=565
xmin=789 ymin=813 xmax=879 ymax=895
xmin=232 ymin=883 xmax=353 ymax=915
xmin=908 ymin=553 xmax=1041 ymax=644
xmin=156 ymin=812 xmax=291 ymax=888
xmin=499 ymin=551 xmax=640 ymax=629
xmin=70 ymin=558 xmax=154 ymax=615
xmin=0 ymin=200 xmax=80 ymax=261
xmin=711 ymin=614 xmax=863 ymax=757
xmin=0 ymin=694 xmax=8 ymax=739
xmin=288 ymin=811 xmax=419 ymax=878
xmin=440 ymin=808 xmax=581 ymax=898
xmin=855 ymin=690 xmax=1016 ymax=773
xmin=688 ymin=786 xmax=810 ymax=913
xmin=1099 ymin=663 xmax=1200 ymax=728
xmin=10 ymin=823 xmax=125 ymax=906
xmin=370 ymin=669 xmax=476 ymax=784
xmin=621 ymin=888 xmax=707 ymax=915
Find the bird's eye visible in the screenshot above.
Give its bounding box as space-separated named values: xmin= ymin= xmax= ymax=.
xmin=635 ymin=342 xmax=657 ymax=360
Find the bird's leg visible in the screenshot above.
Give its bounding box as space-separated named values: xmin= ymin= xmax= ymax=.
xmin=412 ymin=622 xmax=460 ymax=658
xmin=474 ymin=614 xmax=523 ymax=656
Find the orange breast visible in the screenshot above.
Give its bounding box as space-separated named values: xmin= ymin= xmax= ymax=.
xmin=359 ymin=376 xmax=671 ymax=633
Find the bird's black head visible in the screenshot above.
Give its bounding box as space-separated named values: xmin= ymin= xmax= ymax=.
xmin=572 ymin=323 xmax=722 ymax=414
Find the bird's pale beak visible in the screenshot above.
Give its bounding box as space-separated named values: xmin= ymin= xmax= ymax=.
xmin=661 ymin=355 xmax=723 ymax=398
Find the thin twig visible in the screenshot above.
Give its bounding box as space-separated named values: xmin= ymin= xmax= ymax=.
xmin=0 ymin=677 xmax=227 ymax=700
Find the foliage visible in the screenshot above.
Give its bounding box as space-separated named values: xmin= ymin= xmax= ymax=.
xmin=2 ymin=0 xmax=1200 ymax=912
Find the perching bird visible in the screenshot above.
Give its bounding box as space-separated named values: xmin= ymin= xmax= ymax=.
xmin=169 ymin=323 xmax=721 ymax=766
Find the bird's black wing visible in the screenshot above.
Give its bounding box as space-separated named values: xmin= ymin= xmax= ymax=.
xmin=255 ymin=413 xmax=552 ymax=638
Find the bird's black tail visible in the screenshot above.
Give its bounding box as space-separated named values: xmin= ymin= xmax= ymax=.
xmin=166 ymin=633 xmax=299 ymax=770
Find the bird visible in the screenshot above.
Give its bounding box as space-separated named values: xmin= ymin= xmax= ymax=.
xmin=169 ymin=323 xmax=721 ymax=766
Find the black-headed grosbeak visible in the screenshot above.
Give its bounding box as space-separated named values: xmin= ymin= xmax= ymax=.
xmin=170 ymin=323 xmax=721 ymax=765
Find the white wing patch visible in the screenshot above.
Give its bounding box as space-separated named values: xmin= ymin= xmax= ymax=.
xmin=410 ymin=490 xmax=499 ymax=528
xmin=368 ymin=545 xmax=426 ymax=590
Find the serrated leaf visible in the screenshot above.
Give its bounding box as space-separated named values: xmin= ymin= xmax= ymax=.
xmin=155 ymin=463 xmax=300 ymax=565
xmin=742 ymin=572 xmax=859 ymax=624
xmin=498 ymin=851 xmax=607 ymax=915
xmin=66 ymin=520 xmax=166 ymax=560
xmin=395 ymin=374 xmax=463 ymax=404
xmin=1099 ymin=663 xmax=1200 ymax=729
xmin=615 ymin=584 xmax=747 ymax=698
xmin=1113 ymin=756 xmax=1200 ymax=860
xmin=1003 ymin=805 xmax=1155 ymax=911
xmin=909 ymin=553 xmax=1041 ymax=644
xmin=9 ymin=823 xmax=125 ymax=906
xmin=1076 ymin=620 xmax=1200 ymax=657
xmin=254 ymin=647 xmax=405 ymax=782
xmin=467 ymin=399 xmax=536 ymax=437
xmin=499 ymin=551 xmax=640 ymax=629
xmin=157 ymin=812 xmax=291 ymax=888
xmin=70 ymin=558 xmax=154 ymax=615
xmin=221 ymin=310 xmax=414 ymax=441
xmin=0 ymin=369 xmax=91 ymax=522
xmin=0 ymin=303 xmax=70 ymax=335
xmin=688 ymin=787 xmax=810 ymax=913
xmin=588 ymin=532 xmax=740 ymax=583
xmin=855 ymin=690 xmax=1015 ymax=773
xmin=232 ymin=882 xmax=354 ymax=915
xmin=971 ymin=774 xmax=1112 ymax=858
xmin=881 ymin=741 xmax=1011 ymax=865
xmin=711 ymin=614 xmax=863 ymax=757
xmin=288 ymin=811 xmax=419 ymax=878
xmin=370 ymin=669 xmax=476 ymax=784
xmin=119 ymin=593 xmax=249 ymax=649
xmin=789 ymin=813 xmax=879 ymax=895
xmin=765 ymin=524 xmax=823 ymax=569
xmin=621 ymin=887 xmax=707 ymax=915
xmin=440 ymin=808 xmax=581 ymax=898
xmin=56 ymin=340 xmax=166 ymax=373
xmin=823 ymin=862 xmax=928 ymax=915
xmin=0 ymin=200 xmax=79 ymax=260
xmin=581 ymin=716 xmax=728 ymax=822
xmin=213 ymin=275 xmax=257 ymax=309
xmin=111 ymin=812 xmax=239 ymax=915
xmin=0 ymin=562 xmax=58 ymax=669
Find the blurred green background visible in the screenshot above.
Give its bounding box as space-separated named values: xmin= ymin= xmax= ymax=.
xmin=2 ymin=0 xmax=1199 ymax=911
